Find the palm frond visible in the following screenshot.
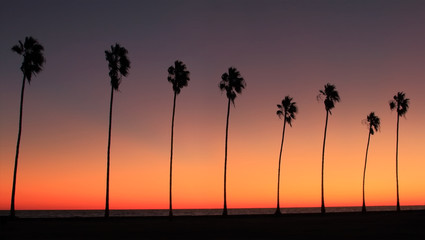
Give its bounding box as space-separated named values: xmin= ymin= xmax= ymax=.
xmin=168 ymin=60 xmax=190 ymax=95
xmin=105 ymin=43 xmax=130 ymax=90
xmin=13 ymin=37 xmax=45 ymax=82
xmin=364 ymin=112 xmax=380 ymax=135
xmin=219 ymin=67 xmax=245 ymax=106
xmin=228 ymin=91 xmax=237 ymax=104
xmin=11 ymin=45 xmax=23 ymax=54
xmin=276 ymin=110 xmax=283 ymax=118
xmin=389 ymin=92 xmax=410 ymax=117
xmin=389 ymin=101 xmax=396 ymax=110
xmin=276 ymin=95 xmax=297 ymax=127
xmin=221 ymin=72 xmax=228 ymax=81
xmin=319 ymin=83 xmax=340 ymax=113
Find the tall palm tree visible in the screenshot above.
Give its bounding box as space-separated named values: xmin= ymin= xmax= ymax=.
xmin=219 ymin=67 xmax=246 ymax=216
xmin=167 ymin=60 xmax=190 ymax=217
xmin=362 ymin=112 xmax=380 ymax=213
xmin=104 ymin=43 xmax=130 ymax=218
xmin=389 ymin=92 xmax=409 ymax=212
xmin=317 ymin=83 xmax=340 ymax=214
xmin=275 ymin=96 xmax=297 ymax=215
xmin=10 ymin=37 xmax=45 ymax=218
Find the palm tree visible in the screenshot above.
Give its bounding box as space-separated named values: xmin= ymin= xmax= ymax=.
xmin=104 ymin=43 xmax=130 ymax=218
xmin=362 ymin=112 xmax=380 ymax=213
xmin=10 ymin=37 xmax=45 ymax=218
xmin=389 ymin=92 xmax=409 ymax=212
xmin=167 ymin=60 xmax=190 ymax=217
xmin=219 ymin=67 xmax=246 ymax=216
xmin=275 ymin=96 xmax=297 ymax=215
xmin=317 ymin=83 xmax=340 ymax=214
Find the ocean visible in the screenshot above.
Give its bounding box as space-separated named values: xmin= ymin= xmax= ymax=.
xmin=0 ymin=205 xmax=424 ymax=218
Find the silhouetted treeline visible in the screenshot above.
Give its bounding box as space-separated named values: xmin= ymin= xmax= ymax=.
xmin=8 ymin=36 xmax=411 ymax=218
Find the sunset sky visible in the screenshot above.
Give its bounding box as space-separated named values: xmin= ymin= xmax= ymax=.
xmin=0 ymin=0 xmax=424 ymax=210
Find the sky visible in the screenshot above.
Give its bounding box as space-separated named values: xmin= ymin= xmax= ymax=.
xmin=0 ymin=0 xmax=424 ymax=210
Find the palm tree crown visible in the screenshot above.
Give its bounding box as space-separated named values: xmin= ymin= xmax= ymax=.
xmin=365 ymin=112 xmax=381 ymax=135
xmin=12 ymin=36 xmax=45 ymax=82
xmin=318 ymin=83 xmax=340 ymax=113
xmin=105 ymin=43 xmax=130 ymax=90
xmin=168 ymin=60 xmax=190 ymax=94
xmin=389 ymin=92 xmax=409 ymax=117
xmin=220 ymin=67 xmax=246 ymax=103
xmin=277 ymin=96 xmax=298 ymax=126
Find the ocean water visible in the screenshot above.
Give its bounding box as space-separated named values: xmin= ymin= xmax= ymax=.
xmin=0 ymin=205 xmax=424 ymax=218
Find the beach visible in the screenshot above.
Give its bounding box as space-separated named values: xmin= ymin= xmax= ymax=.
xmin=1 ymin=210 xmax=424 ymax=239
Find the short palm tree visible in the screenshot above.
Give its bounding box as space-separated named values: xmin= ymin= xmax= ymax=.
xmin=362 ymin=112 xmax=380 ymax=213
xmin=167 ymin=60 xmax=190 ymax=217
xmin=275 ymin=96 xmax=297 ymax=215
xmin=10 ymin=37 xmax=45 ymax=218
xmin=104 ymin=43 xmax=130 ymax=218
xmin=389 ymin=92 xmax=409 ymax=212
xmin=317 ymin=83 xmax=340 ymax=214
xmin=219 ymin=67 xmax=246 ymax=216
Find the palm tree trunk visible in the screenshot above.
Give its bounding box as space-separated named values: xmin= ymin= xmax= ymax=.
xmin=275 ymin=118 xmax=287 ymax=215
xmin=396 ymin=114 xmax=400 ymax=212
xmin=362 ymin=130 xmax=371 ymax=213
xmin=169 ymin=92 xmax=177 ymax=217
xmin=105 ymin=87 xmax=114 ymax=218
xmin=223 ymin=98 xmax=231 ymax=216
xmin=10 ymin=75 xmax=26 ymax=218
xmin=321 ymin=110 xmax=329 ymax=214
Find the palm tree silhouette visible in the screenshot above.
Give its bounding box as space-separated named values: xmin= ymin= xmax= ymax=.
xmin=10 ymin=37 xmax=45 ymax=218
xmin=362 ymin=112 xmax=380 ymax=213
xmin=219 ymin=67 xmax=246 ymax=216
xmin=275 ymin=96 xmax=297 ymax=215
xmin=104 ymin=43 xmax=130 ymax=218
xmin=167 ymin=60 xmax=190 ymax=217
xmin=317 ymin=83 xmax=340 ymax=214
xmin=389 ymin=92 xmax=409 ymax=212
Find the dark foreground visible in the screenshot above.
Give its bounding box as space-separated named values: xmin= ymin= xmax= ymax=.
xmin=1 ymin=210 xmax=424 ymax=239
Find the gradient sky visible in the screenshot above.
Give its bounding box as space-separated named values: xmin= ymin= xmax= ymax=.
xmin=1 ymin=0 xmax=424 ymax=210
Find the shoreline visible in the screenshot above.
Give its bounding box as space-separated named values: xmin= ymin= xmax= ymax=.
xmin=1 ymin=210 xmax=424 ymax=239
xmin=1 ymin=205 xmax=423 ymax=218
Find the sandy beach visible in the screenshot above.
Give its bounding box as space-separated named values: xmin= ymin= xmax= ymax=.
xmin=1 ymin=210 xmax=424 ymax=239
